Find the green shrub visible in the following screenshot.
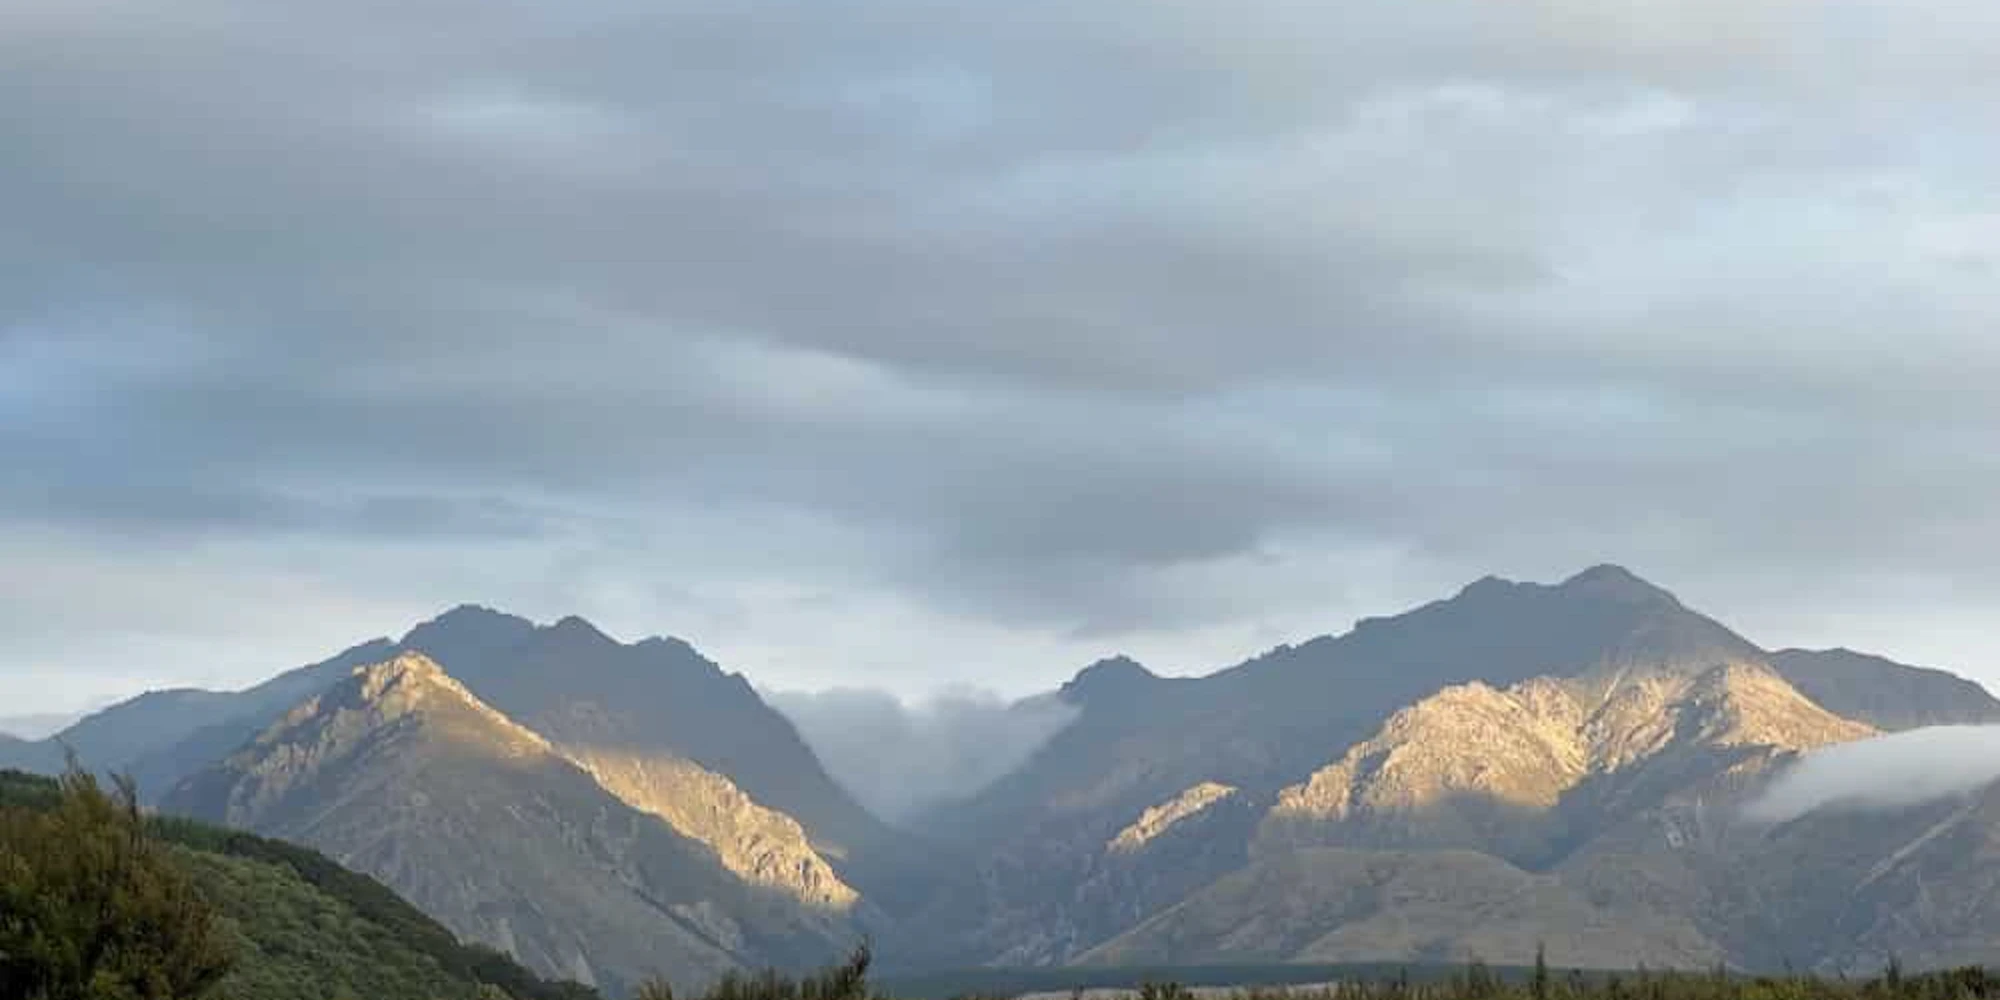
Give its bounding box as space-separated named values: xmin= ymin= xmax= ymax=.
xmin=0 ymin=765 xmax=235 ymax=1000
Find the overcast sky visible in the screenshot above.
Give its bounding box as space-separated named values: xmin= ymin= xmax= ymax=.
xmin=4 ymin=0 xmax=1999 ymax=714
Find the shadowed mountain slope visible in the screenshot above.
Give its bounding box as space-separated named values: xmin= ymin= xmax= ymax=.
xmin=1078 ymin=846 xmax=1722 ymax=970
xmin=3 ymin=605 xmax=898 ymax=915
xmin=164 ymin=654 xmax=858 ymax=996
xmin=398 ymin=607 xmax=894 ymax=863
xmin=1766 ymin=648 xmax=2000 ymax=731
xmin=0 ymin=639 xmax=399 ymax=797
xmin=912 ymin=566 xmax=1997 ymax=967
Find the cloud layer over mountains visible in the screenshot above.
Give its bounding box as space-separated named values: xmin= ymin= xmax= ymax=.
xmin=5 ymin=0 xmax=2000 ymax=707
xmin=768 ymin=687 xmax=1080 ymax=823
xmin=1748 ymin=726 xmax=2000 ymax=823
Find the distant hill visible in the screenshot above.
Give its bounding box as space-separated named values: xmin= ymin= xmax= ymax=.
xmin=0 ymin=769 xmax=595 ymax=1000
xmin=0 ymin=639 xmax=399 ymax=797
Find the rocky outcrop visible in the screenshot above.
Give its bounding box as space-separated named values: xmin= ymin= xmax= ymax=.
xmin=400 ymin=607 xmax=898 ymax=866
xmin=565 ymin=748 xmax=861 ymax=910
xmin=1110 ymin=783 xmax=1240 ymax=854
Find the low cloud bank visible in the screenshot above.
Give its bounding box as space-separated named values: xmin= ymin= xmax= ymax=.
xmin=1747 ymin=725 xmax=2000 ymax=823
xmin=768 ymin=686 xmax=1079 ymax=824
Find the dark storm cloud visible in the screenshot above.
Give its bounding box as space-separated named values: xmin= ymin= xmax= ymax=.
xmin=4 ymin=0 xmax=2000 ymax=707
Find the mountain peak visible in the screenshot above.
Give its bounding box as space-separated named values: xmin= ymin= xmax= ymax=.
xmin=419 ymin=602 xmax=528 ymax=628
xmin=354 ymin=651 xmax=451 ymax=698
xmin=1457 ymin=574 xmax=1521 ymax=597
xmin=1061 ymin=656 xmax=1160 ymax=704
xmin=328 ymin=653 xmax=553 ymax=755
xmin=1558 ymin=563 xmax=1679 ymax=605
xmin=548 ymin=614 xmax=614 ymax=643
xmin=398 ymin=604 xmax=537 ymax=653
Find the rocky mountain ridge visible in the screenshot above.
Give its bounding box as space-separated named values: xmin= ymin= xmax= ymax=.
xmin=1256 ymin=663 xmax=1875 ymax=863
xmin=909 ymin=566 xmax=2000 ymax=969
xmin=10 ymin=565 xmax=2000 ymax=988
xmin=165 ymin=653 xmax=859 ymax=996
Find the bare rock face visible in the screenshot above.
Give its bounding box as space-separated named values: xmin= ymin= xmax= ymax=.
xmin=1258 ymin=664 xmax=1874 ymax=863
xmin=565 ymin=748 xmax=861 ymax=910
xmin=1110 ymin=783 xmax=1241 ymax=855
xmin=388 ymin=611 xmax=877 ymax=916
xmin=400 ymin=608 xmax=896 ymax=868
xmin=909 ymin=567 xmax=2000 ymax=969
xmin=165 ymin=654 xmax=856 ymax=997
xmin=1082 ymin=661 xmax=1879 ymax=974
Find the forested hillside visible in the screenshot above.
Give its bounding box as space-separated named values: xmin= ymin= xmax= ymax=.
xmin=0 ymin=768 xmax=597 ymax=1000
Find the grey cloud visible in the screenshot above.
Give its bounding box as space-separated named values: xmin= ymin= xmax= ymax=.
xmin=4 ymin=0 xmax=2000 ymax=708
xmin=766 ymin=687 xmax=1080 ymax=823
xmin=1746 ymin=727 xmax=2000 ymax=824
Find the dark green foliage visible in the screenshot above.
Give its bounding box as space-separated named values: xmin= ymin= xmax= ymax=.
xmin=171 ymin=845 xmax=470 ymax=1000
xmin=0 ymin=766 xmax=234 ymax=1000
xmin=0 ymin=769 xmax=63 ymax=811
xmin=147 ymin=815 xmax=593 ymax=1000
xmin=1 ymin=771 xmax=595 ymax=1000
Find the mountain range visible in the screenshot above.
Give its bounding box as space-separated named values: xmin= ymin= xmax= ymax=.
xmin=7 ymin=565 xmax=2000 ymax=993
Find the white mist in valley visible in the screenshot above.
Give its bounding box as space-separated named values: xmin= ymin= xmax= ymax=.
xmin=768 ymin=686 xmax=1080 ymax=824
xmin=1748 ymin=725 xmax=2000 ymax=823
